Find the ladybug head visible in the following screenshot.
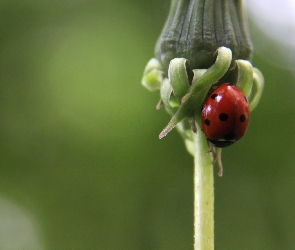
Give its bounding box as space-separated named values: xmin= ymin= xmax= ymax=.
xmin=208 ymin=139 xmax=235 ymax=148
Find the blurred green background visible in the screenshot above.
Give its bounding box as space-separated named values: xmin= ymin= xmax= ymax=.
xmin=0 ymin=1 xmax=295 ymax=249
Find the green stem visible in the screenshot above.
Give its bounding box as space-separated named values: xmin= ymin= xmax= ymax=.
xmin=193 ymin=121 xmax=214 ymax=250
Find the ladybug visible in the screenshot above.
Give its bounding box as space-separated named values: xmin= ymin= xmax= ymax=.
xmin=201 ymin=84 xmax=250 ymax=148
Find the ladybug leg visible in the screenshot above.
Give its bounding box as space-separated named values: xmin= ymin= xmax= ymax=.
xmin=215 ymin=148 xmax=223 ymax=177
xmin=205 ymin=140 xmax=214 ymax=156
xmin=205 ymin=144 xmax=223 ymax=177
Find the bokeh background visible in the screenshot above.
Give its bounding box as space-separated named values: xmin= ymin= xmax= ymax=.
xmin=0 ymin=0 xmax=295 ymax=249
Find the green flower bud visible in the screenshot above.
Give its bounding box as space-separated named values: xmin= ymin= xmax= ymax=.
xmin=155 ymin=0 xmax=253 ymax=74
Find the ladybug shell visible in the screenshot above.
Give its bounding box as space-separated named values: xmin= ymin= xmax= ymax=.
xmin=201 ymin=84 xmax=250 ymax=148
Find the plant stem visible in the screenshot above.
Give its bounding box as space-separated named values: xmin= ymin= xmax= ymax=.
xmin=193 ymin=121 xmax=214 ymax=250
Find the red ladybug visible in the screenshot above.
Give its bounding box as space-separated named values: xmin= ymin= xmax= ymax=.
xmin=201 ymin=84 xmax=250 ymax=148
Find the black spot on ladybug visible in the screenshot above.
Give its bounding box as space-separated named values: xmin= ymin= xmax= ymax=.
xmin=219 ymin=113 xmax=228 ymax=121
xmin=224 ymin=133 xmax=236 ymax=141
xmin=204 ymin=119 xmax=210 ymax=126
xmin=240 ymin=114 xmax=246 ymax=122
xmin=211 ymin=94 xmax=218 ymax=100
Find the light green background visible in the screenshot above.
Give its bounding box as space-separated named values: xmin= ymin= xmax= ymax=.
xmin=0 ymin=1 xmax=294 ymax=249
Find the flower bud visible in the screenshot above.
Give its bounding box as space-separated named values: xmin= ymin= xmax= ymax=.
xmin=155 ymin=0 xmax=253 ymax=73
